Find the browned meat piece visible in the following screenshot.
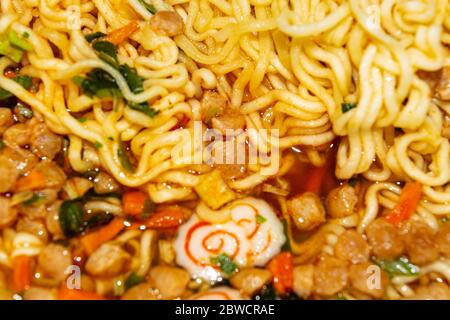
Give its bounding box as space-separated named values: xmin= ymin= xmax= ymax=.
xmin=19 ymin=189 xmax=58 ymax=220
xmin=325 ymin=185 xmax=358 ymax=218
xmin=314 ymin=255 xmax=348 ymax=297
xmin=23 ymin=287 xmax=56 ymax=300
xmin=1 ymin=146 xmax=38 ymax=176
xmin=412 ymin=282 xmax=450 ymax=300
xmin=292 ymin=264 xmax=314 ymax=299
xmin=16 ymin=217 xmax=49 ymax=243
xmin=150 ymin=11 xmax=184 ymax=37
xmin=93 ymin=172 xmax=120 ymax=194
xmin=287 ymin=192 xmax=326 ymax=231
xmin=45 ymin=201 xmax=64 ymax=239
xmin=149 ymin=266 xmax=190 ymax=299
xmin=436 ymin=222 xmax=450 ymax=257
xmin=0 ymin=197 xmax=18 ymax=228
xmin=201 ymin=90 xmax=227 ymax=123
xmin=230 ymin=268 xmax=272 ymax=296
xmin=121 ymin=283 xmax=159 ymax=300
xmin=38 ymin=244 xmax=72 ymax=282
xmin=366 ymin=218 xmax=404 ymax=260
xmin=335 ymin=230 xmax=371 ymax=264
xmin=3 ymin=123 xmax=31 ymax=147
xmin=0 ymin=108 xmax=13 ymax=135
xmin=33 ymin=161 xmax=66 ymax=190
xmin=402 ymin=220 xmax=439 ymax=266
xmin=85 ymin=244 xmax=131 ymax=277
xmin=0 ymin=154 xmax=19 ymax=193
xmin=211 ymin=110 xmax=246 ymax=133
xmin=30 ymin=121 xmax=62 ymax=159
xmin=349 ymin=262 xmax=388 ymax=299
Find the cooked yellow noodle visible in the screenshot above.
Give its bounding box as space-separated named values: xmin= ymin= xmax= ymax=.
xmin=0 ymin=0 xmax=448 ymax=212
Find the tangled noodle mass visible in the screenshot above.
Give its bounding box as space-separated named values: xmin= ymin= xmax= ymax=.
xmin=0 ymin=0 xmax=449 ymax=300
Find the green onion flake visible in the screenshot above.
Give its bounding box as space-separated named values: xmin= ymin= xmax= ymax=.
xmin=210 ymin=253 xmax=238 ymax=275
xmin=85 ymin=32 xmax=106 ymax=43
xmin=373 ymin=256 xmax=419 ymax=277
xmin=129 ymin=102 xmax=160 ymax=118
xmin=17 ymin=104 xmax=33 ymax=119
xmin=256 ymin=214 xmax=267 ymax=224
xmin=0 ymin=75 xmax=33 ymax=100
xmin=341 ymin=102 xmax=357 ymax=113
xmin=117 ymin=142 xmax=134 ymax=172
xmin=138 ymin=0 xmax=157 ymax=14
xmin=124 ymin=272 xmax=145 ymax=290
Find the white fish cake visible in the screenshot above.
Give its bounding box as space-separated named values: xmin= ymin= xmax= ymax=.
xmin=174 ymin=197 xmax=286 ymax=282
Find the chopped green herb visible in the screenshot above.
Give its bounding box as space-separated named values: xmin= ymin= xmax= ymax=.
xmin=373 ymin=256 xmax=419 ymax=277
xmin=108 ymin=136 xmax=114 ymax=141
xmin=348 ymin=177 xmax=358 ymax=187
xmin=256 ymin=214 xmax=267 ymax=224
xmin=73 ymin=64 xmax=146 ymax=101
xmin=84 ymin=212 xmax=113 ymax=229
xmin=54 ymin=239 xmax=70 ymax=247
xmin=0 ymin=75 xmax=33 ymax=100
xmin=23 ymin=32 xmax=30 ymax=39
xmin=81 ymin=169 xmax=100 ymax=179
xmin=83 ymin=189 xmax=122 ymax=199
xmin=22 ymin=192 xmax=45 ymax=206
xmin=119 ymin=64 xmax=143 ymax=93
xmin=58 ymin=197 xmax=118 ymax=237
xmin=440 ymin=217 xmax=450 ymax=223
xmin=281 ymin=219 xmax=292 ymax=252
xmin=334 ymin=293 xmax=348 ymax=300
xmin=0 ymin=139 xmax=5 ymax=149
xmin=256 ymin=284 xmax=277 ymax=300
xmin=85 ymin=32 xmax=106 ymax=43
xmin=129 ymin=102 xmax=160 ymax=118
xmin=141 ymin=199 xmax=156 ymax=219
xmin=94 ymin=141 xmax=103 ymax=149
xmin=78 ymin=117 xmax=87 ymax=123
xmin=72 ymin=76 xmax=84 ymax=87
xmin=14 ymin=75 xmax=33 ymax=89
xmin=124 ymin=272 xmax=145 ymax=290
xmin=341 ymin=102 xmax=357 ymax=113
xmin=138 ymin=0 xmax=157 ymax=14
xmin=17 ymin=104 xmax=33 ymax=119
xmin=59 ymin=200 xmax=86 ymax=237
xmin=8 ymin=30 xmax=32 ymax=51
xmin=0 ymin=34 xmax=24 ymax=62
xmin=92 ymin=40 xmax=118 ymax=66
xmin=210 ymin=253 xmax=238 ymax=275
xmin=72 ymin=69 xmax=121 ymax=98
xmin=75 ymin=37 xmax=147 ymax=102
xmin=117 ymin=142 xmax=134 ymax=172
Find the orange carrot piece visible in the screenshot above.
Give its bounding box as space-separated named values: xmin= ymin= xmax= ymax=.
xmin=58 ymin=286 xmax=105 ymax=300
xmin=12 ymin=255 xmax=33 ymax=292
xmin=267 ymin=252 xmax=293 ymax=295
xmin=128 ymin=209 xmax=184 ymax=230
xmin=104 ymin=21 xmax=140 ymax=45
xmin=385 ymin=182 xmax=422 ymax=226
xmin=15 ymin=170 xmax=46 ymax=192
xmin=123 ymin=191 xmax=148 ymax=216
xmin=80 ymin=218 xmax=125 ymax=254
